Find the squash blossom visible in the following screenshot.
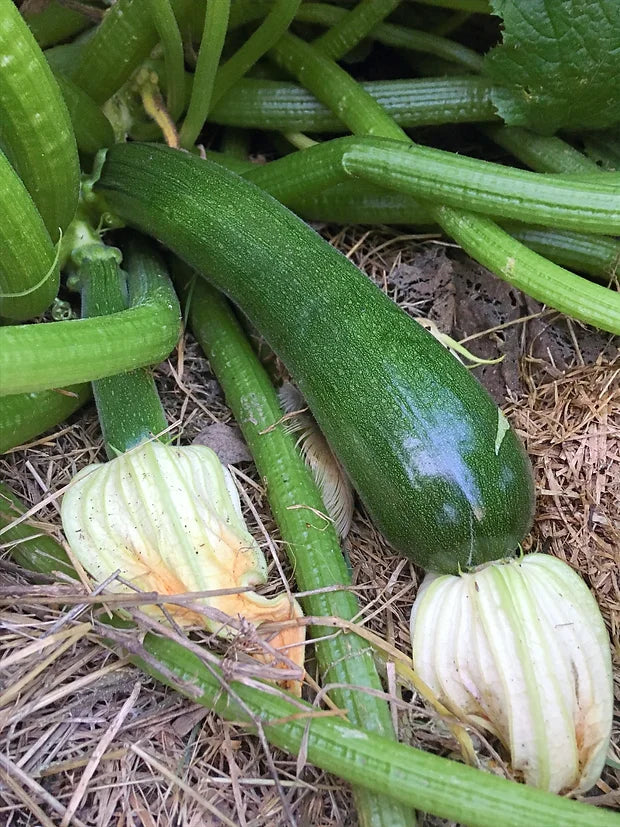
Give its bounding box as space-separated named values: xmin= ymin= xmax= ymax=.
xmin=61 ymin=441 xmax=304 ymax=689
xmin=410 ymin=554 xmax=613 ymax=794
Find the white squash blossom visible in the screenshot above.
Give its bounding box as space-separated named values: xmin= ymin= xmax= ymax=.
xmin=61 ymin=441 xmax=304 ymax=688
xmin=410 ymin=554 xmax=613 ymax=794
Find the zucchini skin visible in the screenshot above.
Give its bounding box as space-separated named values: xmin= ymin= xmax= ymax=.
xmin=0 ymin=0 xmax=79 ymax=240
xmin=0 ymin=149 xmax=58 ymax=321
xmin=97 ymin=142 xmax=535 ymax=573
xmin=0 ymin=385 xmax=91 ymax=454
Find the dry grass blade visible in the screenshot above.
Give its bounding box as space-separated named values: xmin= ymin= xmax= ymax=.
xmin=0 ymin=621 xmax=91 ymax=706
xmin=130 ymin=742 xmax=238 ymax=827
xmin=60 ymin=681 xmax=142 ymax=826
xmin=0 ymin=751 xmax=87 ymax=827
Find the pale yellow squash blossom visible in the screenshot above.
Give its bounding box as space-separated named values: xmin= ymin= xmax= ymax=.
xmin=61 ymin=440 xmax=304 ymax=690
xmin=410 ymin=553 xmax=613 ymax=794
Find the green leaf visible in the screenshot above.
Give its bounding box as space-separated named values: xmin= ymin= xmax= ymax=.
xmin=483 ymin=0 xmax=620 ymax=134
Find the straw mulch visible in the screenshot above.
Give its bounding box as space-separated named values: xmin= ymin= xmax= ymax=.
xmin=1 ymin=228 xmax=618 ymax=825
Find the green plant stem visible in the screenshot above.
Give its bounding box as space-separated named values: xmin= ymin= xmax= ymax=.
xmin=0 ymin=243 xmax=181 ymax=396
xmin=0 ymin=385 xmax=91 ymax=454
xmin=222 ymin=158 xmax=615 ymax=280
xmin=219 ymin=127 xmax=252 ymax=160
xmin=179 ymin=0 xmax=231 ymax=148
xmin=580 ymin=131 xmax=620 ymax=171
xmin=79 ymin=238 xmax=169 ymax=458
xmin=242 ymin=134 xmax=620 ymax=235
xmin=210 ymin=76 xmax=497 ymax=131
xmin=483 ymin=125 xmax=600 ymax=174
xmin=202 ymin=151 xmax=613 ymax=279
xmin=174 ymin=267 xmax=414 ymax=827
xmin=2 ymin=488 xmax=617 ymax=827
xmin=0 ymin=0 xmax=79 ymax=242
xmin=312 ymin=0 xmax=401 ymax=60
xmin=210 ymin=0 xmax=301 ymax=110
xmin=266 ymin=32 xmax=620 ymax=332
xmin=227 ymin=2 xmax=483 ymax=72
xmin=146 ymin=0 xmax=185 ymax=120
xmin=22 ymin=0 xmax=92 ymax=49
xmin=69 ymin=0 xmax=194 ymax=104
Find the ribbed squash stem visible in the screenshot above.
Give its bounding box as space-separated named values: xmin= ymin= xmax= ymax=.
xmin=209 ymin=77 xmax=497 ymax=132
xmin=145 ymin=0 xmax=185 ymax=120
xmin=203 ymin=148 xmax=618 ymax=281
xmin=179 ymin=0 xmax=231 ymax=149
xmin=1 ymin=487 xmax=617 ymax=827
xmin=173 ymin=266 xmax=415 ymax=827
xmin=69 ymin=0 xmax=194 ymax=105
xmin=266 ymin=33 xmax=620 ymax=333
xmin=78 ymin=237 xmax=170 ymax=457
xmin=0 ymin=0 xmax=79 ymax=241
xmin=226 ymin=1 xmax=484 ymax=72
xmin=241 ymin=135 xmax=620 ymax=234
xmin=210 ymin=0 xmax=301 ymax=110
xmin=0 ymin=235 xmax=181 ymax=396
xmin=312 ymin=0 xmax=402 ymax=60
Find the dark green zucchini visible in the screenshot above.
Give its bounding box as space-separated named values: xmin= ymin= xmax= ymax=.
xmin=96 ymin=142 xmax=535 ymax=573
xmin=0 ymin=384 xmax=91 ymax=454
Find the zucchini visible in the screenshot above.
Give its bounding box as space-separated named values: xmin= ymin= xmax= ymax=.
xmin=0 ymin=149 xmax=58 ymax=321
xmin=0 ymin=385 xmax=91 ymax=454
xmin=96 ymin=142 xmax=535 ymax=574
xmin=0 ymin=0 xmax=79 ymax=241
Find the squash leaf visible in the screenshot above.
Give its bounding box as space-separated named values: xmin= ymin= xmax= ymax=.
xmin=483 ymin=0 xmax=620 ymax=134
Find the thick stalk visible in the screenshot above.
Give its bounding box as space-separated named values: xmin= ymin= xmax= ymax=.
xmin=174 ymin=268 xmax=415 ymax=827
xmin=483 ymin=126 xmax=601 ymax=175
xmin=241 ymin=135 xmax=620 ymax=234
xmin=1 ymin=488 xmax=617 ymax=827
xmin=69 ymin=0 xmax=194 ymax=104
xmin=210 ymin=0 xmax=301 ymax=110
xmin=204 ymin=151 xmax=613 ymax=279
xmin=0 ymin=0 xmax=79 ymax=241
xmin=0 ymin=242 xmax=181 ymax=396
xmin=267 ymin=32 xmax=620 ymax=332
xmin=79 ymin=238 xmax=169 ymax=458
xmin=145 ymin=0 xmax=185 ymax=120
xmin=179 ymin=0 xmax=231 ymax=148
xmin=227 ymin=2 xmax=483 ymax=72
xmin=209 ymin=76 xmax=498 ymax=132
xmin=0 ymin=149 xmax=58 ymax=321
xmin=312 ymin=0 xmax=402 ymax=60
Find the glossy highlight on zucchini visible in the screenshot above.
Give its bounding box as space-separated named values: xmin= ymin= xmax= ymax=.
xmin=0 ymin=0 xmax=79 ymax=240
xmin=0 ymin=149 xmax=58 ymax=321
xmin=97 ymin=142 xmax=535 ymax=573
